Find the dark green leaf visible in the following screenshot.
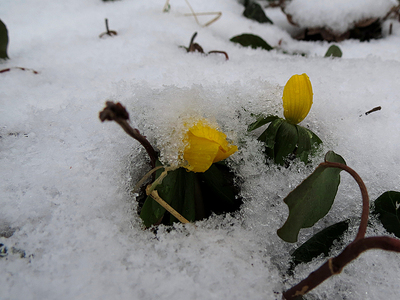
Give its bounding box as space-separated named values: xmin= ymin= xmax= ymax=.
xmin=140 ymin=163 xmax=171 ymax=227
xmin=139 ymin=161 xmax=241 ymax=227
xmin=198 ymin=163 xmax=242 ymax=215
xmin=274 ymin=121 xmax=298 ymax=165
xmin=258 ymin=118 xmax=284 ymax=149
xmin=248 ymin=115 xmax=279 ymax=132
xmin=291 ymin=220 xmax=349 ymax=267
xmin=373 ymin=191 xmax=400 ymax=238
xmin=243 ymin=3 xmax=273 ymax=24
xmin=277 ymin=151 xmax=346 ymax=242
xmin=230 ymin=33 xmax=273 ymax=51
xmin=168 ymin=170 xmax=197 ymax=224
xmin=296 ymin=125 xmax=322 ymax=164
xmin=140 ymin=162 xmax=197 ymax=227
xmin=0 ymin=19 xmax=9 ymax=59
xmin=324 ymin=45 xmax=342 ymax=58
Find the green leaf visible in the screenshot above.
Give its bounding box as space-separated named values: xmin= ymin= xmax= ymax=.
xmin=373 ymin=191 xmax=400 ymax=238
xmin=273 ymin=121 xmax=298 ymax=165
xmin=248 ymin=115 xmax=279 ymax=132
xmin=277 ymin=151 xmax=346 ymax=242
xmin=0 ymin=19 xmax=9 ymax=59
xmin=291 ymin=220 xmax=349 ymax=267
xmin=139 ymin=161 xmax=241 ymax=227
xmin=296 ymin=125 xmax=322 ymax=164
xmin=198 ymin=163 xmax=242 ymax=215
xmin=324 ymin=45 xmax=342 ymax=58
xmin=258 ymin=118 xmax=284 ymax=149
xmin=140 ymin=162 xmax=196 ymax=227
xmin=230 ymin=33 xmax=273 ymax=51
xmin=243 ymin=3 xmax=273 ymax=24
xmin=167 ymin=169 xmax=197 ymax=224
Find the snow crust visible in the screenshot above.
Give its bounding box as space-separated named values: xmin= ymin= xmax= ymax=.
xmin=285 ymin=0 xmax=398 ymax=33
xmin=1 ymin=0 xmax=400 ymax=299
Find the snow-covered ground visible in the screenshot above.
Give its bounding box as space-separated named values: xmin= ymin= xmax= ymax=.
xmin=1 ymin=1 xmax=400 ymax=299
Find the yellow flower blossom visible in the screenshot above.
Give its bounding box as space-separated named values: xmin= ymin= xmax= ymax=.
xmin=183 ymin=120 xmax=238 ymax=173
xmin=282 ymin=73 xmax=313 ymax=125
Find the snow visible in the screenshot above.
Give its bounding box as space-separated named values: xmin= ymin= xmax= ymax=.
xmin=285 ymin=0 xmax=398 ymax=34
xmin=1 ymin=0 xmax=400 ymax=299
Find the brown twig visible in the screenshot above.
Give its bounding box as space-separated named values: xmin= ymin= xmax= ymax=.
xmin=182 ymin=32 xmax=229 ymax=60
xmin=282 ymin=161 xmax=400 ymax=299
xmin=99 ymin=18 xmax=117 ymax=38
xmin=187 ymin=32 xmax=204 ymax=53
xmin=99 ymin=101 xmax=157 ymax=168
xmin=365 ymin=106 xmax=381 ymax=115
xmin=208 ymin=50 xmax=229 ymax=60
xmin=0 ymin=67 xmax=39 ymax=74
xmin=267 ymin=1 xmax=283 ymax=8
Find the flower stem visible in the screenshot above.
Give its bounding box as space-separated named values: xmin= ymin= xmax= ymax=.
xmin=283 ymin=237 xmax=400 ymax=299
xmin=99 ymin=101 xmax=157 ymax=168
xmin=320 ymin=161 xmax=369 ymax=241
xmin=282 ymin=161 xmax=400 ymax=299
xmin=146 ymin=186 xmax=190 ymax=224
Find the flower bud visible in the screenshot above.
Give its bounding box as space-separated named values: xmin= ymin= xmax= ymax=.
xmin=282 ymin=73 xmax=313 ymax=124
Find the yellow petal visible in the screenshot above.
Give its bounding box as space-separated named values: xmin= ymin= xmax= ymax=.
xmin=282 ymin=73 xmax=313 ymax=124
xmin=189 ymin=120 xmax=231 ymax=151
xmin=183 ymin=132 xmax=220 ymax=172
xmin=213 ymin=143 xmax=238 ymax=163
xmin=182 ymin=120 xmax=238 ymax=172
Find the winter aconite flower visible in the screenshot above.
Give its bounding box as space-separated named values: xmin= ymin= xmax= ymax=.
xmin=282 ymin=73 xmax=313 ymax=125
xmin=183 ymin=120 xmax=238 ymax=173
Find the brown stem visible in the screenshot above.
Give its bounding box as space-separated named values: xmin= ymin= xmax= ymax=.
xmin=283 ymin=237 xmax=400 ymax=299
xmin=188 ymin=32 xmax=197 ymax=50
xmin=365 ymin=106 xmax=381 ymax=115
xmin=319 ymin=161 xmax=369 ymax=241
xmin=0 ymin=67 xmax=39 ymax=74
xmin=208 ymin=50 xmax=229 ymax=60
xmin=99 ymin=101 xmax=157 ymax=168
xmin=105 ymin=18 xmax=110 ymax=34
xmin=99 ymin=18 xmax=117 ymax=38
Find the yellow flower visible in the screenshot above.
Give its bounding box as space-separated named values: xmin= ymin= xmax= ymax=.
xmin=282 ymin=73 xmax=313 ymax=125
xmin=183 ymin=120 xmax=238 ymax=173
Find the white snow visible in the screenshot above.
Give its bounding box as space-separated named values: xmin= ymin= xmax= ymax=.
xmin=285 ymin=0 xmax=398 ymax=33
xmin=1 ymin=0 xmax=400 ymax=299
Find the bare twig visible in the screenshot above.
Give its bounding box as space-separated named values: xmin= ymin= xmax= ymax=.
xmin=0 ymin=67 xmax=39 ymax=74
xmin=182 ymin=32 xmax=229 ymax=60
xmin=365 ymin=106 xmax=381 ymax=115
xmin=208 ymin=50 xmax=229 ymax=60
xmin=183 ymin=11 xmax=222 ymax=27
xmin=187 ymin=32 xmax=204 ymax=53
xmin=99 ymin=101 xmax=157 ymax=168
xmin=99 ymin=18 xmax=117 ymax=38
xmin=163 ymin=0 xmax=221 ymax=27
xmin=383 ymin=4 xmax=400 ymax=21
